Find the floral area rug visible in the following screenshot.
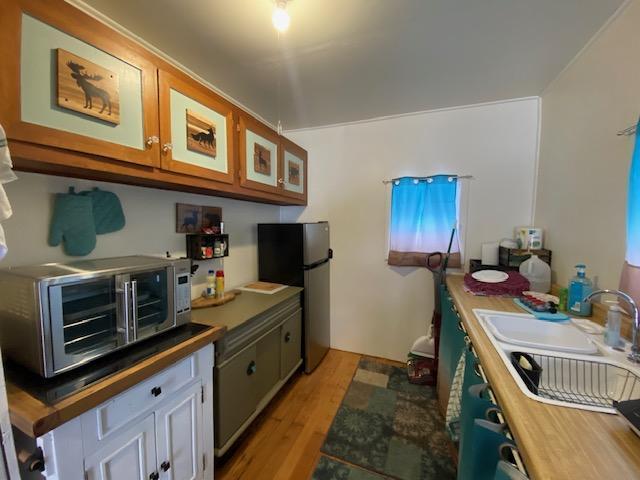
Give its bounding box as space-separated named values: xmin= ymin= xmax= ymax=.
xmin=316 ymin=357 xmax=456 ymax=480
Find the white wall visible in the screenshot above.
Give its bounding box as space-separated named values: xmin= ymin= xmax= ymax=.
xmin=282 ymin=98 xmax=540 ymax=361
xmin=535 ymin=0 xmax=640 ymax=290
xmin=2 ymin=172 xmax=280 ymax=294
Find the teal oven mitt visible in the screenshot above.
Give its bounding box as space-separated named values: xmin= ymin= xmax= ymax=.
xmin=80 ymin=188 xmax=125 ymax=234
xmin=48 ymin=187 xmax=97 ymax=256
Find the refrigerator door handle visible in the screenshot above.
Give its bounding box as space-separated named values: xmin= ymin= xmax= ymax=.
xmin=304 ymin=258 xmax=330 ymax=270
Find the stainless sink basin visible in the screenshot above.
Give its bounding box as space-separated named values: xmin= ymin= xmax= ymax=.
xmin=474 ymin=309 xmax=640 ymax=413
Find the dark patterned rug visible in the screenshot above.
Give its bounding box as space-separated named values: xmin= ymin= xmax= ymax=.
xmin=317 ymin=357 xmax=456 ymax=480
xmin=312 ymin=456 xmax=387 ymax=480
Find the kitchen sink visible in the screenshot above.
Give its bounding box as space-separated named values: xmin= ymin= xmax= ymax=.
xmin=474 ymin=309 xmax=640 ymax=413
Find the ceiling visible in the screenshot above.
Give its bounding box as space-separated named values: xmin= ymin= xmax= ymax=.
xmin=78 ymin=0 xmax=625 ymax=130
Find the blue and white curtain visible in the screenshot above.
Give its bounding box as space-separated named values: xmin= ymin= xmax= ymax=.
xmin=387 ymin=175 xmax=461 ymax=267
xmin=621 ymin=118 xmax=640 ymax=302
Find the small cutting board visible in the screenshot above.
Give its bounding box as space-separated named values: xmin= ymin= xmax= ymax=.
xmin=192 ymin=291 xmax=239 ymax=309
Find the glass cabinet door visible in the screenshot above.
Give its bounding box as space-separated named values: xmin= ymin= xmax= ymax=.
xmin=130 ymin=269 xmax=174 ymax=340
xmin=50 ymin=277 xmax=124 ymax=373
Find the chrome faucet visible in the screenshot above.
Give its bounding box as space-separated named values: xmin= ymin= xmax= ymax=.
xmin=584 ymin=289 xmax=640 ymax=364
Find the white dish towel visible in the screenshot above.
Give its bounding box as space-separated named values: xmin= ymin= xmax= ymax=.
xmin=0 ymin=124 xmax=16 ymax=261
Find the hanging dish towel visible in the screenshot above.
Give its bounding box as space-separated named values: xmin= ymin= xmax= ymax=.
xmin=0 ymin=124 xmax=16 ymax=261
xmin=49 ymin=187 xmax=97 ymax=256
xmin=80 ymin=188 xmax=125 ymax=234
xmin=0 ymin=125 xmax=17 ymax=184
xmin=445 ymin=348 xmax=466 ymax=441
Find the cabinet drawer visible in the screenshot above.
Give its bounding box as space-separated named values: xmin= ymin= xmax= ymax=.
xmin=215 ymin=345 xmax=258 ymax=448
xmin=81 ymin=353 xmax=197 ymax=455
xmin=280 ymin=310 xmax=302 ymax=379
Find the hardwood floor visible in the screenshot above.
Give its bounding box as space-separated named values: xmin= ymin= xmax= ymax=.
xmin=214 ymin=349 xmax=362 ymax=480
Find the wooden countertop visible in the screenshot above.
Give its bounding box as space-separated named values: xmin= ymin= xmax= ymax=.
xmin=8 ymin=325 xmax=225 ymax=438
xmin=191 ymin=286 xmax=303 ymax=331
xmin=446 ymin=274 xmax=640 ymax=480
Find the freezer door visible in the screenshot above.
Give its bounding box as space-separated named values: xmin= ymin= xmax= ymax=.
xmin=304 ymin=260 xmax=330 ymax=373
xmin=303 ymin=222 xmax=330 ymax=266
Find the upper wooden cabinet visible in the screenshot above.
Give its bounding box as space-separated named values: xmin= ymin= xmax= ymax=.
xmin=238 ymin=113 xmax=282 ymax=196
xmin=0 ymin=0 xmax=308 ymax=206
xmin=158 ymin=70 xmax=235 ymax=184
xmin=279 ymin=137 xmax=308 ymax=202
xmin=238 ymin=114 xmax=308 ymax=203
xmin=0 ymin=0 xmax=161 ymax=167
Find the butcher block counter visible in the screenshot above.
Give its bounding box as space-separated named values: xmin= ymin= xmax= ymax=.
xmin=6 ymin=323 xmax=225 ymax=438
xmin=445 ymin=274 xmax=640 ymax=480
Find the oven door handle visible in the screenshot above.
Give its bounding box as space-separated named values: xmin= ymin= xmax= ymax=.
xmin=131 ymin=280 xmax=138 ymax=342
xmin=117 ymin=281 xmax=131 ymax=344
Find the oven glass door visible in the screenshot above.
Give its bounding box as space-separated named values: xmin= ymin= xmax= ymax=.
xmin=49 ymin=277 xmax=126 ymax=374
xmin=129 ymin=267 xmax=175 ymax=342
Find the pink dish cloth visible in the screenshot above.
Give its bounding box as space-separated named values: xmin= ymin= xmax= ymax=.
xmin=463 ymin=271 xmax=530 ymax=296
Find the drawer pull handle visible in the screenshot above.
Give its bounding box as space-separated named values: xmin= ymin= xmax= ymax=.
xmin=151 ymin=386 xmax=162 ymax=397
xmin=284 ymin=332 xmax=291 ymax=343
xmin=161 ymin=461 xmax=171 ymax=472
xmin=149 ymin=472 xmax=159 ymax=480
xmin=247 ymin=360 xmax=257 ymax=376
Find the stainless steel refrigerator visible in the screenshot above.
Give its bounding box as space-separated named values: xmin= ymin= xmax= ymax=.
xmin=257 ymin=222 xmax=331 ymax=373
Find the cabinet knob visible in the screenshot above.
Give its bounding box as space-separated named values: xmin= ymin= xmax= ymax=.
xmin=146 ymin=136 xmax=159 ymax=147
xmin=277 ymin=178 xmax=284 ymax=184
xmin=151 ymin=386 xmax=162 ymax=397
xmin=162 ymin=143 xmax=173 ymax=153
xmin=247 ymin=360 xmax=257 ymax=376
xmin=149 ymin=472 xmax=159 ymax=480
xmin=284 ymin=332 xmax=291 ymax=343
xmin=161 ymin=461 xmax=171 ymax=472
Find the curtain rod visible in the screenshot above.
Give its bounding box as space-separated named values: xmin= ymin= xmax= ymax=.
xmin=382 ymin=175 xmax=474 ymax=185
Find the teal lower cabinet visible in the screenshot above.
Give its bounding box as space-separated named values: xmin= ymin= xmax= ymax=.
xmin=438 ymin=285 xmax=467 ymax=403
xmin=213 ymin=296 xmax=303 ymax=456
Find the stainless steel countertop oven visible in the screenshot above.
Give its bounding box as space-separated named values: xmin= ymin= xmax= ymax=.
xmin=0 ymin=256 xmax=192 ymax=378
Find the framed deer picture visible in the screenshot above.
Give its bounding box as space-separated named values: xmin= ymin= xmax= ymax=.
xmin=186 ymin=109 xmax=216 ymax=158
xmin=56 ymin=49 xmax=120 ymax=125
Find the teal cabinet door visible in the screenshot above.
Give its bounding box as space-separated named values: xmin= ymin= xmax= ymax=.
xmin=1 ymin=2 xmax=160 ymax=167
xmin=158 ymin=69 xmax=235 ymax=184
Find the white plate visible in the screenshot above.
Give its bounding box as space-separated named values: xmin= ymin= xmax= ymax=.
xmin=471 ymin=270 xmax=509 ymax=283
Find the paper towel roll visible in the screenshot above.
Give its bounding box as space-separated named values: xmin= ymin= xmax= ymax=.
xmin=481 ymin=242 xmax=499 ymax=266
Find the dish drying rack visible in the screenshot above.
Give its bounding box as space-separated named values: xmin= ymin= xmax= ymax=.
xmin=512 ymin=352 xmax=640 ymax=409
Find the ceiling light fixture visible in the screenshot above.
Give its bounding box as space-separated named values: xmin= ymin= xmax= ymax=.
xmin=272 ymin=0 xmax=290 ymax=33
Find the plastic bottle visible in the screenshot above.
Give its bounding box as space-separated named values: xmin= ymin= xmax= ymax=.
xmin=568 ymin=264 xmax=593 ymax=316
xmin=206 ymin=270 xmax=215 ymax=298
xmin=519 ymin=254 xmax=551 ymax=293
xmin=215 ymin=270 xmax=225 ymax=299
xmin=604 ymin=300 xmax=623 ymax=347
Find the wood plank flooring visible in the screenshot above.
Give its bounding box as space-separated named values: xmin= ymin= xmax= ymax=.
xmin=214 ymin=349 xmax=363 ymax=480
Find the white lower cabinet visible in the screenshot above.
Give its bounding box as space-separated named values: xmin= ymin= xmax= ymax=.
xmin=84 ymin=415 xmax=157 ymax=480
xmin=38 ymin=344 xmax=214 ymax=480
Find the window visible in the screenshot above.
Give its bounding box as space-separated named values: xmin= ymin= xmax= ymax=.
xmin=387 ymin=175 xmax=461 ymax=267
xmin=620 ymin=120 xmax=640 ymax=303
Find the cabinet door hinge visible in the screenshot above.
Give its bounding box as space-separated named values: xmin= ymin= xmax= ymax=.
xmin=201 ymin=385 xmax=205 ymax=404
xmin=202 ymin=453 xmax=206 ymax=471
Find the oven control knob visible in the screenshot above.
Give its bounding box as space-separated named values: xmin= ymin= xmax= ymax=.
xmin=151 ymin=386 xmax=162 ymax=397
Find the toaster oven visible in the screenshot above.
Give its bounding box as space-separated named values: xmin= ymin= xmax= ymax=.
xmin=0 ymin=256 xmax=192 ymax=377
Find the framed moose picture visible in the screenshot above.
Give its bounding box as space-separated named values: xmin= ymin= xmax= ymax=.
xmin=56 ymin=49 xmax=120 ymax=124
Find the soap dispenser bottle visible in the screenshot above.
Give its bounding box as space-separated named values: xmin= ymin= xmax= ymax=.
xmin=568 ymin=264 xmax=593 ymax=316
xmin=604 ymin=300 xmax=624 ymax=347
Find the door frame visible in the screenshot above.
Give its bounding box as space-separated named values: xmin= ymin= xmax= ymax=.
xmin=0 ymin=0 xmax=161 ymax=167
xmin=158 ymin=69 xmax=235 ymax=184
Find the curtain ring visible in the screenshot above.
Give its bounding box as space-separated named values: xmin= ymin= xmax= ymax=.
xmin=413 ymin=178 xmax=419 ymax=184
xmin=426 ymin=178 xmax=433 ymax=183
xmin=448 ymin=176 xmax=454 ymax=182
xmin=394 ymin=180 xmax=400 ymax=186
